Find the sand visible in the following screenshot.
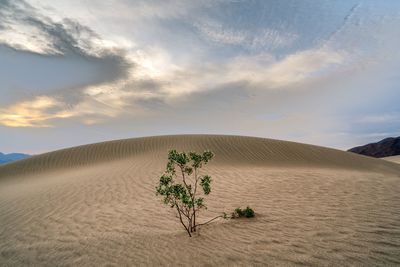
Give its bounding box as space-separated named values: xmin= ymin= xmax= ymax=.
xmin=1 ymin=135 xmax=400 ymax=266
xmin=383 ymin=155 xmax=400 ymax=164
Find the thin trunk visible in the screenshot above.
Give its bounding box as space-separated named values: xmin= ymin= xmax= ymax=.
xmin=192 ymin=167 xmax=198 ymax=232
xmin=176 ymin=205 xmax=191 ymax=237
xmin=193 ymin=211 xmax=196 ymax=232
xmin=180 ymin=165 xmax=196 ymax=233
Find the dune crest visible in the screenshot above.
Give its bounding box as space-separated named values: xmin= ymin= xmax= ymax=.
xmin=1 ymin=135 xmax=399 ymax=179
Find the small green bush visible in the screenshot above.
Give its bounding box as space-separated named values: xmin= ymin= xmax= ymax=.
xmin=244 ymin=206 xmax=255 ymax=218
xmin=232 ymin=206 xmax=255 ymax=218
xmin=156 ymin=149 xmax=215 ymax=237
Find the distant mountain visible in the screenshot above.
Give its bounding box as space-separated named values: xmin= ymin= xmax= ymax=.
xmin=0 ymin=152 xmax=31 ymax=165
xmin=348 ymin=137 xmax=400 ymax=158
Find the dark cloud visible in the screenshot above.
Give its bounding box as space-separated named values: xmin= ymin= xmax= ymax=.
xmin=0 ymin=0 xmax=132 ymax=85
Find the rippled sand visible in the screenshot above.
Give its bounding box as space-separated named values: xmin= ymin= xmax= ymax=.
xmin=1 ymin=135 xmax=399 ymax=266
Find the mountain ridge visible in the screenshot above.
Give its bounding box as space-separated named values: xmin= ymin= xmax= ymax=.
xmin=348 ymin=136 xmax=400 ymax=158
xmin=0 ymin=152 xmax=31 ymax=165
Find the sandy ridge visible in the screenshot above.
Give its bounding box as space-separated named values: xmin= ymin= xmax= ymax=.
xmin=1 ymin=135 xmax=399 ymax=179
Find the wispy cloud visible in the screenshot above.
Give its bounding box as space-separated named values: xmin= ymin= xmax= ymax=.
xmin=194 ymin=19 xmax=297 ymax=50
xmin=172 ymin=47 xmax=347 ymax=93
xmin=255 ymin=48 xmax=346 ymax=88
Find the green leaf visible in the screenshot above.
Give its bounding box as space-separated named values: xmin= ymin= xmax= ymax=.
xmin=200 ymin=175 xmax=212 ymax=195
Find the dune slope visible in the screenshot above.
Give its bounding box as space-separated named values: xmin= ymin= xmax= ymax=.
xmin=1 ymin=135 xmax=400 ymax=266
xmin=1 ymin=135 xmax=399 ymax=178
xmin=384 ymin=155 xmax=400 ymax=164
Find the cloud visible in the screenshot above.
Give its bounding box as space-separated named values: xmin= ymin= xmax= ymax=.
xmin=0 ymin=0 xmax=385 ymax=145
xmin=0 ymin=0 xmax=138 ymax=127
xmin=194 ymin=19 xmax=297 ymax=50
xmin=0 ymin=0 xmax=173 ymax=128
xmin=194 ymin=20 xmax=247 ymax=45
xmin=184 ymin=47 xmax=347 ymax=92
xmin=130 ymin=46 xmax=348 ymax=102
xmin=0 ymin=0 xmax=118 ymax=57
xmin=74 ymin=81 xmax=161 ymax=122
xmin=0 ymin=34 xmax=347 ymax=128
xmin=0 ymin=0 xmax=131 ymax=81
xmin=0 ymin=96 xmax=73 ymax=127
xmin=0 ymin=78 xmax=166 ymax=128
xmin=0 ymin=0 xmax=58 ymax=54
xmin=130 ymin=46 xmax=347 ymax=99
xmin=257 ymin=48 xmax=346 ymax=88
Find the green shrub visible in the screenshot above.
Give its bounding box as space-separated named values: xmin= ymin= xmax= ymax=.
xmin=244 ymin=206 xmax=255 ymax=218
xmin=232 ymin=206 xmax=255 ymax=218
xmin=156 ymin=149 xmax=215 ymax=237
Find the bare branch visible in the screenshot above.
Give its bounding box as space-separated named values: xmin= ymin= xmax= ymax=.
xmin=195 ymin=215 xmax=223 ymax=228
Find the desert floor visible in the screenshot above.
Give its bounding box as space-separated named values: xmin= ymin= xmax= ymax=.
xmin=1 ymin=135 xmax=400 ymax=266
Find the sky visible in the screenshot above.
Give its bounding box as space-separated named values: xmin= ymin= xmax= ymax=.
xmin=1 ymin=0 xmax=400 ymax=154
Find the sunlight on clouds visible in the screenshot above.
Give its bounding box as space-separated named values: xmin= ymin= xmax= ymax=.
xmin=0 ymin=84 xmax=143 ymax=128
xmin=91 ymin=37 xmax=135 ymax=51
xmin=224 ymin=48 xmax=346 ymax=88
xmin=0 ymin=45 xmax=347 ymax=128
xmin=0 ymin=0 xmax=135 ymax=58
xmin=127 ymin=47 xmax=202 ymax=97
xmin=125 ymin=46 xmax=347 ymax=98
xmin=0 ymin=0 xmax=348 ymax=114
xmin=262 ymin=48 xmax=345 ymax=87
xmin=66 ymin=81 xmax=160 ymax=125
xmin=0 ymin=58 xmax=163 ymax=128
xmin=129 ymin=47 xmax=181 ymax=79
xmin=0 ymin=83 xmax=134 ymax=127
xmin=81 ymin=82 xmax=134 ymax=116
xmin=0 ymin=96 xmax=73 ymax=127
xmin=156 ymin=47 xmax=347 ymax=97
xmin=0 ymin=21 xmax=60 ymax=55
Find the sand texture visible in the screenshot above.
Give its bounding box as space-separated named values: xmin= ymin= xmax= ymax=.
xmin=383 ymin=155 xmax=400 ymax=164
xmin=1 ymin=135 xmax=400 ymax=266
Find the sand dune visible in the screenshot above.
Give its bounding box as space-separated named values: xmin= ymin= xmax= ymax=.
xmin=1 ymin=135 xmax=400 ymax=266
xmin=383 ymin=155 xmax=400 ymax=164
xmin=1 ymin=135 xmax=399 ymax=178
